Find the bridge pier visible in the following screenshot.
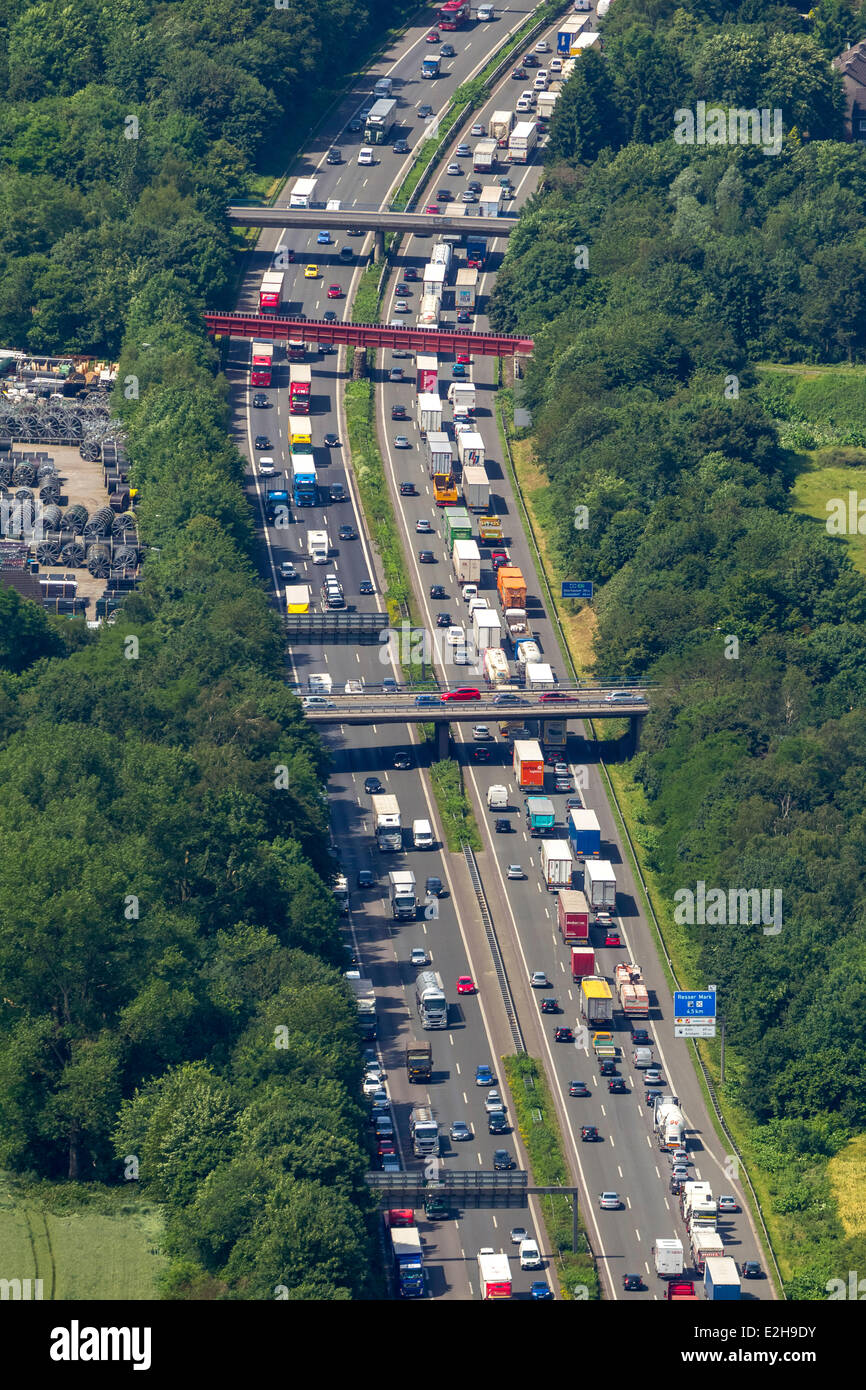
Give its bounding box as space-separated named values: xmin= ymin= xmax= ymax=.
xmin=628 ymin=713 xmax=646 ymax=757
xmin=372 ymin=229 xmax=385 ymax=264
xmin=436 ymin=721 xmax=450 ymax=761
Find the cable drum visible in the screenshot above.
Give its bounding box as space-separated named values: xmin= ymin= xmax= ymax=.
xmin=86 ymin=544 xmax=111 ymax=577
xmin=112 ymin=545 xmax=139 ymax=570
xmin=36 ymin=539 xmax=61 ymax=564
xmin=83 ymin=506 xmax=113 ymax=537
xmin=62 ymin=504 xmax=88 ymax=532
xmin=12 ymin=463 xmax=37 ymax=486
xmin=60 ymin=540 xmax=86 ymax=566
xmin=40 ymin=504 xmax=63 ymax=532
xmin=111 ymin=511 xmax=138 ymax=538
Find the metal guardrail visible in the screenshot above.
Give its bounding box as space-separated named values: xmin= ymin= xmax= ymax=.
xmin=462 ymin=843 xmax=525 ymax=1054
xmin=495 ymin=402 xmax=787 ymax=1298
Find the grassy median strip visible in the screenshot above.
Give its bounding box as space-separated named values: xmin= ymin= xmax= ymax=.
xmin=504 ymin=1055 xmax=600 ymax=1300
xmin=429 ymin=760 xmax=482 ymax=852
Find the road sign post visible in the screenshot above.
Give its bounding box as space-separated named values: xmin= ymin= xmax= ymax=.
xmin=674 ymin=988 xmax=717 ymax=1038
xmin=561 ymin=581 xmax=593 ymax=600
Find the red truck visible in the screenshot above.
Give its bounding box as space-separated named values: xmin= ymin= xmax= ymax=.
xmin=558 ymin=889 xmax=590 ymax=945
xmin=570 ymin=946 xmax=595 ymax=980
xmin=259 ymin=271 xmax=284 ymax=313
xmin=250 ymin=341 xmax=274 ymax=387
xmin=289 ymin=364 xmax=311 ymax=414
xmin=665 ymin=1281 xmax=698 ymax=1301
xmin=438 ymin=0 xmax=470 ymax=28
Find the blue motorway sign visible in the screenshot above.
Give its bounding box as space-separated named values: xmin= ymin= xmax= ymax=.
xmin=561 ymin=581 xmax=594 ymax=600
xmin=674 ymin=990 xmax=716 ymax=1018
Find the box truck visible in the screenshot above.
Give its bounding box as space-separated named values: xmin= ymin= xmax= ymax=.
xmin=416 ymin=354 xmax=438 ymax=393
xmin=540 ymin=839 xmax=572 ymax=890
xmin=570 ymin=945 xmax=595 ymax=978
xmin=455 ymin=266 xmax=478 ymax=309
xmin=473 ymin=608 xmax=502 ymax=655
xmin=477 ymin=1249 xmax=512 ymax=1300
xmin=417 ymin=392 xmax=442 ymax=435
xmin=579 ymin=976 xmax=614 ymax=1026
xmin=584 ymin=858 xmax=616 ymax=914
xmin=653 ymin=1238 xmax=684 ymax=1280
xmin=490 ymin=110 xmax=513 ymax=145
xmin=452 ymin=538 xmax=481 ymax=584
xmin=557 ymin=888 xmax=590 ymax=943
xmin=704 ymin=1257 xmax=741 ymax=1301
xmin=289 ymin=177 xmax=317 ymax=208
xmin=426 ymin=431 xmax=452 ymax=477
xmin=525 ymin=661 xmax=555 ymax=690
xmin=508 ymin=121 xmax=537 ymax=163
xmin=513 ymin=738 xmax=544 ymax=789
xmin=567 ymin=807 xmax=601 ymax=859
xmin=462 ymin=464 xmax=489 ymax=511
xmin=456 ymin=431 xmax=485 ymax=470
xmin=525 ymin=795 xmax=555 ymax=836
xmin=371 ymin=793 xmax=402 ymax=852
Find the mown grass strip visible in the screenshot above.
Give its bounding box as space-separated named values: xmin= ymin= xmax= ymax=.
xmin=429 ymin=760 xmax=482 ymax=852
xmin=503 ymin=1055 xmax=599 ymax=1300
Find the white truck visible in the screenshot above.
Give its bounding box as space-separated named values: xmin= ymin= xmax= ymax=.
xmin=374 ymin=76 xmax=393 ymax=98
xmin=453 ymin=538 xmax=481 ymax=584
xmin=307 ymin=530 xmax=329 ymax=564
xmin=503 ymin=608 xmax=530 ymax=643
xmin=371 ymin=793 xmax=402 ymax=852
xmin=540 ymin=839 xmax=573 ymax=890
xmin=389 ymin=869 xmax=417 ymax=918
xmin=473 ymin=138 xmax=498 ymax=172
xmin=691 ymin=1227 xmax=725 ymax=1275
xmin=483 ymin=646 xmax=512 ymax=687
xmin=477 ymin=1249 xmax=512 ymax=1299
xmin=508 ymin=121 xmax=537 ymax=163
xmin=537 ymin=90 xmax=559 ymax=120
xmin=516 ymin=639 xmax=542 ymax=666
xmin=346 ymin=974 xmax=377 ymax=1039
xmin=412 ymin=818 xmax=434 ymax=849
xmin=416 ymin=970 xmax=448 ymax=1029
xmin=430 ymin=240 xmax=452 ymax=272
xmin=289 ymin=176 xmax=318 ymax=208
xmin=448 ymin=381 xmax=476 ymax=416
xmin=423 ymin=262 xmax=446 ymax=300
xmin=490 ymin=109 xmax=513 ymax=145
xmin=584 ymin=858 xmax=616 ymax=914
xmin=409 ymin=1105 xmax=439 ymax=1156
xmin=682 ymin=1181 xmax=718 ymax=1231
xmin=462 ymin=463 xmax=489 ymax=511
xmin=425 ymin=431 xmax=453 ymax=477
xmin=456 ymin=431 xmax=485 ymax=470
xmin=653 ymin=1237 xmax=684 ymax=1280
xmin=525 ymin=661 xmax=555 ymax=690
xmin=487 ymin=784 xmax=508 ymax=810
xmin=417 ymin=392 xmax=442 ymax=435
xmin=654 ymin=1099 xmax=686 ymax=1150
xmin=417 ymin=294 xmax=439 ymax=329
xmin=455 ymin=266 xmax=478 ymax=309
xmin=472 ymin=608 xmax=502 ymax=655
xmin=480 ymin=184 xmax=503 ymax=217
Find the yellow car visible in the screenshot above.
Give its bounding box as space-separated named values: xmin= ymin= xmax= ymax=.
xmin=304 ymin=264 xmax=319 ymax=278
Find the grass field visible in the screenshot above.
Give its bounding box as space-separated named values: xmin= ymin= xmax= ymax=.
xmin=0 ymin=1173 xmax=167 ymax=1299
xmin=790 ymin=454 xmax=866 ymax=575
xmin=827 ymin=1134 xmax=866 ymax=1238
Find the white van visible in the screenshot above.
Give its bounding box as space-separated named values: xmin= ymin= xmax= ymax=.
xmin=468 ymin=597 xmax=488 ymax=617
xmin=462 ymin=583 xmax=478 ymax=603
xmin=358 ymin=146 xmax=374 ymax=165
xmin=519 ymin=1237 xmax=542 ymax=1269
xmin=534 ymin=70 xmax=549 ymax=90
xmin=478 ymin=2 xmax=495 ymax=16
xmin=516 ymin=97 xmax=532 ymax=113
xmin=413 ymin=818 xmax=434 ymax=849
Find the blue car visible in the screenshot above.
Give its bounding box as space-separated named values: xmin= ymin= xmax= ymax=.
xmin=530 ymin=1281 xmax=554 ymax=1300
xmin=475 ymin=1064 xmax=494 ymax=1087
xmin=452 ymin=363 xmax=467 ymax=376
xmin=317 ymin=230 xmax=331 ymax=244
xmin=415 ymin=693 xmax=441 ymax=706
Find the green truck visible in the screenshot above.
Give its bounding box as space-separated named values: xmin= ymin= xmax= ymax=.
xmin=446 ymin=507 xmax=472 ymax=547
xmin=592 ymin=1030 xmax=619 ymax=1059
xmin=406 ymin=1041 xmax=433 ymax=1082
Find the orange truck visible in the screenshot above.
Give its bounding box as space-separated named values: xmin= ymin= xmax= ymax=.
xmin=497 ymin=566 xmax=526 ymax=610
xmin=513 ymin=738 xmax=544 ymax=789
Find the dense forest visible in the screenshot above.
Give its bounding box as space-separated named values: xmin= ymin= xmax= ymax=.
xmin=491 ymin=0 xmax=866 ymax=1293
xmin=0 ymin=0 xmax=419 ymax=1299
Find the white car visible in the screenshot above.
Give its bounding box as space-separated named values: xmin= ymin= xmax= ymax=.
xmin=362 ymin=1074 xmax=386 ymax=1096
xmin=519 ymin=89 xmax=536 ymax=106
xmin=358 ymin=146 xmax=374 ymax=165
xmin=485 ymin=1089 xmax=505 ymax=1113
xmin=344 ymin=679 xmax=364 ymax=694
xmin=519 ymin=1237 xmax=542 ymax=1270
xmin=507 ymin=864 xmax=524 ymax=880
xmin=302 ymin=696 xmax=335 ymax=709
xmin=535 ymin=38 xmax=549 ymax=51
xmin=550 ymin=57 xmax=563 ymax=72
xmin=410 ymin=947 xmax=429 ymax=967
xmin=534 ymin=70 xmax=549 ymax=89
xmin=364 ymin=1061 xmax=385 ymax=1082
xmin=529 ymin=971 xmax=549 ymax=988
xmin=599 ymin=1191 xmax=622 ymax=1210
xmin=446 ymin=626 xmax=465 ymax=646
xmin=472 ymin=725 xmax=492 ymax=740
xmin=258 ymin=457 xmax=277 ymax=476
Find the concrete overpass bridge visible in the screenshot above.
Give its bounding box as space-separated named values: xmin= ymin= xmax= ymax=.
xmin=204 ymin=311 xmax=533 ymax=357
xmin=226 ymin=205 xmax=518 ymax=240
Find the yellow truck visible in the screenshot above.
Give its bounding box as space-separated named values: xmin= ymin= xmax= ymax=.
xmin=478 ymin=515 xmax=503 ymax=541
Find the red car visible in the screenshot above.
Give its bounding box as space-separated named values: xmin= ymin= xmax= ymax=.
xmin=539 ymin=691 xmax=570 ymax=702
xmin=491 ymin=550 xmax=509 ymax=569
xmin=426 ymin=30 xmax=440 ymax=41
xmin=456 ymin=353 xmax=471 ymax=365
xmin=327 ymin=284 xmax=342 ymax=299
xmin=425 ymin=205 xmax=440 ymax=215
xmin=456 ymin=975 xmax=476 ymax=995
xmin=442 ymin=687 xmax=481 ymax=701
xmin=377 ymin=1139 xmax=396 ymax=1157
xmin=604 ymin=931 xmax=621 ymax=948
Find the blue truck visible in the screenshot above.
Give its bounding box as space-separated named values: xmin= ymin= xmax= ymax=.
xmin=526 ymin=795 xmax=555 ymax=837
xmin=391 ymin=1227 xmax=425 ymax=1297
xmin=291 ymin=457 xmax=317 ymax=507
xmin=704 ymin=1256 xmax=741 ymax=1300
xmin=567 ymin=807 xmax=601 ymax=859
xmin=421 ymin=55 xmax=440 ymax=77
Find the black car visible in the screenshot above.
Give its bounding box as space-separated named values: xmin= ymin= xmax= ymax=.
xmin=741 ymin=1261 xmax=764 ymax=1279
xmin=494 ymin=818 xmax=511 ymax=833
xmin=599 ymin=1060 xmax=617 ymax=1076
xmin=569 ymin=1080 xmax=590 ymax=1096
xmin=425 ymin=875 xmax=446 ymax=898
xmin=457 ymin=310 xmax=471 ymax=323
xmin=493 ymin=693 xmax=521 ymax=705
xmin=436 ymin=189 xmax=452 ymax=202
xmin=253 ymin=393 xmax=269 ymax=408
xmin=324 ymin=432 xmax=339 ymax=447
xmin=393 ymin=139 xmax=410 ymax=153
xmin=436 ymin=612 xmax=451 ymax=627
xmin=400 ymin=482 xmax=416 ymax=496
xmin=541 ymin=998 xmax=561 ymax=1014
xmin=255 ymin=435 xmax=271 ymax=449
xmin=419 ymin=550 xmax=435 ymax=563
xmin=565 ymin=796 xmax=583 ymax=811
xmin=670 ymin=1177 xmax=684 ymax=1195
xmin=396 ymin=283 xmax=412 ymax=295
xmin=364 ymin=776 xmax=383 ymax=794
xmin=430 ymin=584 xmax=447 ymax=599
xmin=392 ymin=405 xmax=408 ymax=420
xmin=393 ymin=750 xmax=411 ymax=769
xmin=645 ymin=1089 xmax=663 ymax=1109
xmin=631 ymin=1027 xmax=651 ymax=1046
xmin=321 ymin=344 xmax=336 ymax=354
xmin=608 ymin=1077 xmax=627 ymax=1094
xmin=440 ymin=42 xmax=455 ymax=56
xmin=623 ymin=1274 xmax=644 ymax=1292
xmin=330 ymin=483 xmax=346 ymax=501
xmin=488 ymin=1111 xmax=508 ymax=1134
xmin=323 ymin=310 xmax=337 ymax=322
xmin=468 ymin=180 xmax=482 ymax=193
xmin=357 ymin=869 xmax=375 ymax=888
xmin=338 ymin=524 xmax=356 ymax=540
xmin=581 ymin=1125 xmax=599 ymax=1142
xmin=403 ymin=266 xmax=419 ymax=280
xmin=359 ymin=580 xmax=375 ymax=595
xmin=472 ymin=747 xmax=491 ymax=761
xmin=554 ymin=1026 xmax=574 ymax=1043
xmin=493 ymin=1149 xmax=515 ymax=1170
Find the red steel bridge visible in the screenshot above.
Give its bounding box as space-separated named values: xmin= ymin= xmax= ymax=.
xmin=204 ymin=312 xmax=534 ymax=358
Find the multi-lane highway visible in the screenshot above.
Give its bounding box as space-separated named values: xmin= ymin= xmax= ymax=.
xmin=227 ymin=1 xmax=774 ymax=1301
